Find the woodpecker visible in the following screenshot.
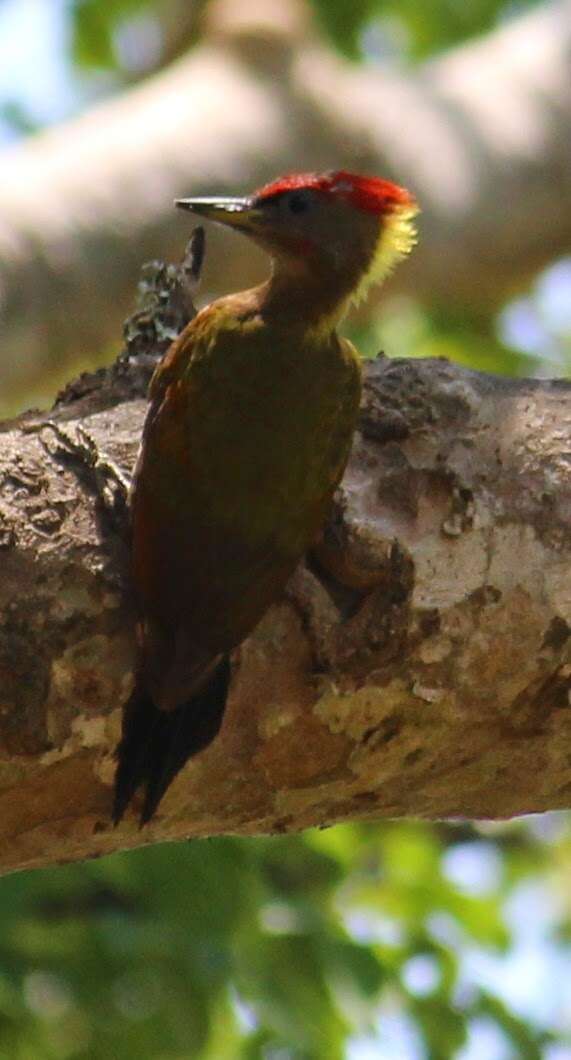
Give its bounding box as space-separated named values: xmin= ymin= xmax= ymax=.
xmin=113 ymin=169 xmax=418 ymax=824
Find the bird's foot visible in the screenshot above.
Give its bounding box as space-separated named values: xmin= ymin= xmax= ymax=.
xmin=29 ymin=420 xmax=131 ymax=534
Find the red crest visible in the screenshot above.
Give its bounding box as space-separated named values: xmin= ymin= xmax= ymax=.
xmin=254 ymin=170 xmax=415 ymax=215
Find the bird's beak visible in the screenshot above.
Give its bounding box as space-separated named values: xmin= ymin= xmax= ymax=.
xmin=175 ymin=196 xmax=262 ymax=231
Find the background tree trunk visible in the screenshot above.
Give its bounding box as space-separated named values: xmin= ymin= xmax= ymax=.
xmin=1 ymin=0 xmax=570 ymax=402
xmin=0 ymin=346 xmax=569 ymax=876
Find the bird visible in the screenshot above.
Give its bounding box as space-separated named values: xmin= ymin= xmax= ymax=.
xmin=112 ymin=169 xmax=418 ymax=825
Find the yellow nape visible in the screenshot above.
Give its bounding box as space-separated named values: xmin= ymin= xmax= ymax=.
xmin=306 ymin=199 xmax=419 ymax=340
xmin=351 ymin=202 xmax=419 ymax=308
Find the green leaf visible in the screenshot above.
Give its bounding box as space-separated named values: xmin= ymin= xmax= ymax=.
xmin=70 ymin=0 xmax=153 ymax=70
xmin=307 ymin=0 xmax=379 ymax=60
xmin=476 ymin=990 xmax=554 ymax=1059
xmin=235 ymin=933 xmax=347 ymax=1056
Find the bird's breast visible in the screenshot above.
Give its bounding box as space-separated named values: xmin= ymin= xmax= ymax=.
xmin=179 ymin=327 xmax=359 ymax=549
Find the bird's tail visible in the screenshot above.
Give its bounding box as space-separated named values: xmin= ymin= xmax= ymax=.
xmin=112 ymin=655 xmax=231 ymax=826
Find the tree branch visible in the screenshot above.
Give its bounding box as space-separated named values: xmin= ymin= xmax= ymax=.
xmin=0 ymin=315 xmax=569 ymax=873
xmin=1 ymin=0 xmax=570 ymax=402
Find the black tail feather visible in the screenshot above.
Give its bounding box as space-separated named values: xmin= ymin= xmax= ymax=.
xmin=112 ymin=656 xmax=231 ymax=826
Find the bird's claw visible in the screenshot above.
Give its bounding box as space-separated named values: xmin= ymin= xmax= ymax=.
xmin=28 ymin=420 xmax=131 ymax=532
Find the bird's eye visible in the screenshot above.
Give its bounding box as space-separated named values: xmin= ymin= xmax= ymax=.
xmin=287 ymin=190 xmax=312 ymax=214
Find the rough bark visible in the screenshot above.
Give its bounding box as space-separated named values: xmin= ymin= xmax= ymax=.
xmin=0 ymin=340 xmax=569 ymax=875
xmin=1 ymin=0 xmax=570 ymax=402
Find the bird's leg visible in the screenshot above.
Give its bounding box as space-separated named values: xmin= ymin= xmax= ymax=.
xmin=27 ymin=420 xmax=131 ymax=536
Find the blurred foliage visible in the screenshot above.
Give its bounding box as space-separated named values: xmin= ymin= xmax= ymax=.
xmin=497 ymin=259 xmax=571 ymax=377
xmin=307 ymin=0 xmax=539 ymax=61
xmin=68 ymin=0 xmax=207 ymax=76
xmin=348 ymin=300 xmax=543 ymax=377
xmin=71 ymin=0 xmax=153 ymax=70
xmin=0 ymin=0 xmax=544 ymax=102
xmin=0 ymin=100 xmax=41 ymax=137
xmin=0 ymin=819 xmax=568 ymax=1057
xmin=348 ymin=258 xmax=571 ymax=379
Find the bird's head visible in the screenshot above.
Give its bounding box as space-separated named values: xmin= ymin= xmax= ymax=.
xmin=176 ymin=170 xmax=418 ymax=318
